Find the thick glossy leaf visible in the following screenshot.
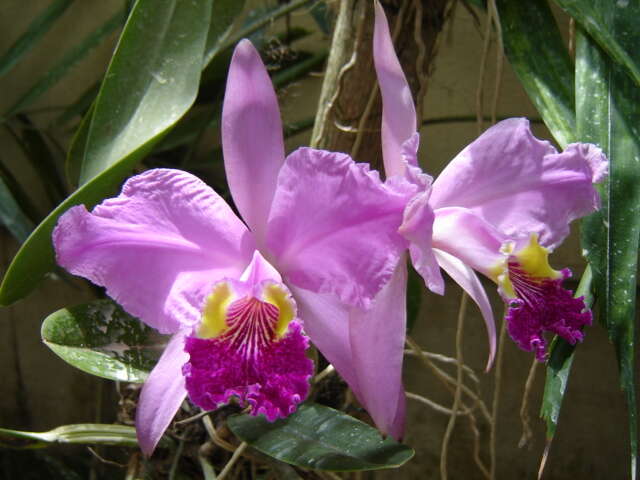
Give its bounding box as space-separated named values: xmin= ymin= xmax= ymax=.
xmin=540 ymin=266 xmax=594 ymax=439
xmin=577 ymin=31 xmax=639 ymax=479
xmin=0 ymin=0 xmax=211 ymax=306
xmin=554 ymin=0 xmax=640 ymax=88
xmin=496 ymin=0 xmax=575 ymax=147
xmin=228 ymin=403 xmax=414 ymax=471
xmin=41 ymin=299 xmax=159 ymax=383
xmin=5 ymin=10 xmax=123 ymax=117
xmin=77 ymin=0 xmax=212 ymax=184
xmin=0 ymin=424 xmax=170 ymax=449
xmin=0 ymin=174 xmax=34 ymax=243
xmin=0 ymin=0 xmax=74 ymax=77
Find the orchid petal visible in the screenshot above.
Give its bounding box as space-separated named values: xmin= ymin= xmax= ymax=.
xmin=289 ymin=286 xmax=361 ymax=398
xmin=349 ymin=260 xmax=407 ymax=439
xmin=432 ymin=207 xmax=507 ymax=278
xmin=268 ymin=147 xmax=408 ymax=309
xmin=434 ymin=249 xmax=496 ymax=369
xmin=53 ymin=169 xmax=254 ymax=334
xmin=136 ymin=332 xmax=188 ymax=456
xmin=373 ymin=1 xmax=417 ymax=177
xmin=222 ymin=39 xmax=285 ymax=246
xmin=399 ymin=190 xmax=445 ymax=294
xmin=430 ymin=118 xmax=608 ymax=248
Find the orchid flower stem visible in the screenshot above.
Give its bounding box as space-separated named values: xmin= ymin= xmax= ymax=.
xmin=168 ymin=437 xmax=185 ymax=480
xmin=175 ymin=409 xmax=214 ymax=425
xmin=313 ymin=364 xmax=335 ymax=384
xmin=440 ymin=292 xmax=468 ymax=480
xmin=198 ymin=448 xmax=218 ymax=480
xmin=466 ymin=409 xmax=491 ymax=480
xmin=518 ymin=358 xmax=539 ymax=448
xmin=404 ymin=349 xmax=481 ymax=385
xmin=217 ymin=442 xmax=247 ymax=480
xmin=202 ymin=416 xmax=236 ymax=453
xmin=406 ymin=336 xmax=491 ymax=423
xmin=406 ymin=391 xmax=471 ymax=416
xmin=490 ymin=320 xmax=508 ymax=480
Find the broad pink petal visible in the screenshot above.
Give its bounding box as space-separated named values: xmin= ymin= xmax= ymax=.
xmin=222 ymin=40 xmax=285 ymax=246
xmin=373 ymin=1 xmax=417 ymax=177
xmin=136 ymin=332 xmax=188 ymax=456
xmin=349 ymin=260 xmax=407 ymax=439
xmin=289 ymin=286 xmax=361 ymax=397
xmin=268 ymin=148 xmax=408 ymax=309
xmin=432 ymin=207 xmax=507 ymax=277
xmin=433 ymin=249 xmax=496 ymax=369
xmin=430 ymin=118 xmax=608 ymax=248
xmin=53 ymin=169 xmax=254 ymax=334
xmin=399 ymin=190 xmax=444 ymax=294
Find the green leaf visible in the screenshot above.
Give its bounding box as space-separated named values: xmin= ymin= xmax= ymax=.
xmin=0 ymin=0 xmax=74 ymax=77
xmin=0 ymin=423 xmax=169 ymax=449
xmin=0 ymin=174 xmax=35 ymax=243
xmin=577 ymin=30 xmax=640 ymax=479
xmin=496 ymin=0 xmax=575 ymax=147
xmin=4 ymin=9 xmax=123 ymax=118
xmin=0 ymin=0 xmax=211 ymax=306
xmin=227 ymin=403 xmax=414 ymax=471
xmin=540 ymin=266 xmax=594 ymax=439
xmin=554 ymin=0 xmax=640 ymax=88
xmin=41 ymin=299 xmax=158 ymax=383
xmin=77 ymin=0 xmax=212 ymax=185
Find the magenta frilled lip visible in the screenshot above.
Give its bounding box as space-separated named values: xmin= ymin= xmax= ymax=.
xmin=505 ymin=266 xmax=592 ymax=362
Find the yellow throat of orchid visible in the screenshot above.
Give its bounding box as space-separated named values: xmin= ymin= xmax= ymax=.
xmin=198 ymin=281 xmax=295 ymax=340
xmin=492 ymin=233 xmax=562 ymax=299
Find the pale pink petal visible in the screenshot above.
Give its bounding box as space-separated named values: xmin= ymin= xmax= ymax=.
xmin=289 ymin=286 xmax=361 ymax=398
xmin=239 ymin=250 xmax=282 ymax=286
xmin=349 ymin=260 xmax=407 ymax=439
xmin=399 ymin=190 xmax=444 ymax=294
xmin=53 ymin=169 xmax=254 ymax=334
xmin=136 ymin=332 xmax=188 ymax=456
xmin=430 ymin=118 xmax=608 ymax=248
xmin=373 ymin=1 xmax=417 ymax=177
xmin=268 ymin=148 xmax=408 ymax=309
xmin=222 ymin=39 xmax=285 ymax=246
xmin=434 ymin=249 xmax=496 ymax=369
xmin=432 ymin=207 xmax=507 ymax=277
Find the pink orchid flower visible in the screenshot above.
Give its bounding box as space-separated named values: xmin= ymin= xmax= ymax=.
xmin=373 ymin=1 xmax=607 ymax=368
xmin=53 ymin=40 xmax=413 ymax=455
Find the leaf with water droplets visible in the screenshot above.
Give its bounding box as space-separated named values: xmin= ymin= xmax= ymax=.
xmin=41 ymin=299 xmax=161 ymax=383
xmin=228 ymin=403 xmax=414 ymax=471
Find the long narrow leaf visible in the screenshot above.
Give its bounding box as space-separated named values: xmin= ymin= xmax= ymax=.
xmin=496 ymin=0 xmax=575 ymax=147
xmin=0 ymin=0 xmax=212 ymax=306
xmin=4 ymin=10 xmax=123 ymax=118
xmin=577 ymin=30 xmax=640 ymax=480
xmin=540 ymin=266 xmax=594 ymax=439
xmin=554 ymin=0 xmax=640 ymax=88
xmin=0 ymin=0 xmax=74 ymax=77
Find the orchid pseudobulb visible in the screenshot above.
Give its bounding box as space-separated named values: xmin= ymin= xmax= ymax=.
xmin=373 ymin=1 xmax=607 ymax=363
xmin=53 ymin=39 xmax=413 ymax=455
